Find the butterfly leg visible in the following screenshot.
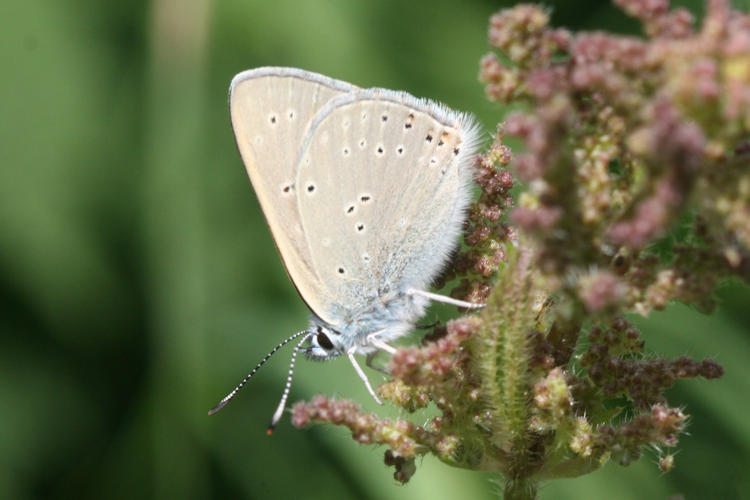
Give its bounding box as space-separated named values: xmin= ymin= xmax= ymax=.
xmin=365 ymin=352 xmax=390 ymax=375
xmin=366 ymin=333 xmax=397 ymax=355
xmin=364 ymin=330 xmax=396 ymax=375
xmin=408 ymin=289 xmax=484 ymax=309
xmin=347 ymin=347 xmax=383 ymax=405
xmin=415 ymin=319 xmax=441 ymax=330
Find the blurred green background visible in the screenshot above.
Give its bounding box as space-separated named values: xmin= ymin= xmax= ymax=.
xmin=1 ymin=0 xmax=749 ymax=498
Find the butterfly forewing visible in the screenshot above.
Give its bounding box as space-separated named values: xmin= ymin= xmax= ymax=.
xmin=230 ymin=68 xmax=357 ymax=323
xmin=295 ymin=90 xmax=480 ymax=320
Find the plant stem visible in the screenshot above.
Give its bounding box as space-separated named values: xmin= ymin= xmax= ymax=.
xmin=504 ymin=477 xmax=538 ymax=500
xmin=478 ymin=246 xmax=540 ymax=497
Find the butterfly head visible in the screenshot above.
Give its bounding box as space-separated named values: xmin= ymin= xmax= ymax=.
xmin=304 ymin=324 xmax=345 ymax=360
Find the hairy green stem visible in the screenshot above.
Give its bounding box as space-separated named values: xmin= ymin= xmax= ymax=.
xmin=477 ymin=246 xmax=540 ymax=498
xmin=504 ymin=477 xmax=539 ymax=500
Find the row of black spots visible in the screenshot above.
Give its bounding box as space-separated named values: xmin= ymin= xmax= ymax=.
xmin=382 ymin=106 xmax=421 ymax=125
xmin=288 ymin=180 xmax=380 ymax=197
xmin=371 ymin=109 xmax=416 ymax=130
xmin=268 ymin=109 xmax=296 ymax=125
xmin=428 ymin=130 xmax=461 ymax=156
xmin=343 ymin=140 xmax=382 ymax=156
xmin=425 ymin=131 xmax=445 ymax=145
xmin=345 ymin=195 xmax=372 ymax=216
xmin=334 ymin=255 xmax=370 ymax=278
xmin=336 ymin=254 xmax=369 ymax=277
xmin=374 ymin=144 xmax=409 ymax=157
xmin=426 ymin=156 xmax=451 ymax=175
xmin=404 ymin=113 xmax=414 ymax=130
xmin=341 ymin=142 xmax=411 ymax=158
xmin=336 ymin=253 xmax=374 ymax=278
xmin=367 ymin=110 xmax=457 ymax=156
xmin=302 ymin=193 xmax=370 ymax=221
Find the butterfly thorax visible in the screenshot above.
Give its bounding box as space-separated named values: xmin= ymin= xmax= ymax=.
xmin=302 ymin=290 xmax=429 ymax=360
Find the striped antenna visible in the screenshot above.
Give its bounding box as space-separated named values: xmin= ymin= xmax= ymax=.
xmin=267 ymin=333 xmax=312 ymax=435
xmin=208 ymin=329 xmax=310 ymax=416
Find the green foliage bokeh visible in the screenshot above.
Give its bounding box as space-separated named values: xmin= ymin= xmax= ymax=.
xmin=0 ymin=0 xmax=748 ymax=498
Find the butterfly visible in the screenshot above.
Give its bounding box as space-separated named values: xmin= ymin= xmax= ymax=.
xmin=209 ymin=67 xmax=482 ymax=432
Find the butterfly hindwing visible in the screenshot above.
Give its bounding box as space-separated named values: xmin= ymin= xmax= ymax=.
xmin=294 ymin=90 xmax=480 ymax=321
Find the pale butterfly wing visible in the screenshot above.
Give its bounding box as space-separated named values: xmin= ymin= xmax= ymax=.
xmin=229 ymin=67 xmax=357 ymax=323
xmin=295 ymin=90 xmax=481 ymax=321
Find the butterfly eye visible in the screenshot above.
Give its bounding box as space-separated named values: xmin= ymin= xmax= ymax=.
xmin=316 ymin=332 xmax=334 ymax=350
